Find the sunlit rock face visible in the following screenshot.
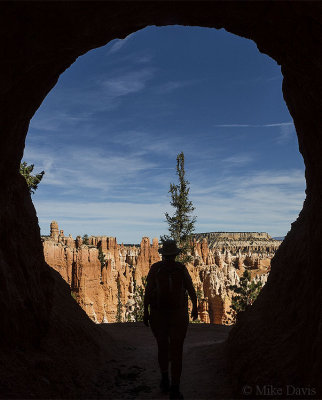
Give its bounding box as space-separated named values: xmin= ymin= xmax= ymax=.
xmin=43 ymin=222 xmax=275 ymax=324
xmin=194 ymin=232 xmax=281 ymax=257
xmin=203 ymin=265 xmax=240 ymax=324
xmin=190 ymin=233 xmax=273 ymax=324
xmin=43 ymin=222 xmax=162 ymax=323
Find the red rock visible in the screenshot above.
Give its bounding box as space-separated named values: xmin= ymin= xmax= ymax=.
xmin=201 ymin=238 xmax=209 ymax=264
xmin=43 ymin=223 xmax=279 ymax=328
xmin=50 ymin=220 xmax=59 ymax=241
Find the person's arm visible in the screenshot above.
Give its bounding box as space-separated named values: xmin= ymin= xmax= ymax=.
xmin=183 ymin=266 xmax=198 ymax=320
xmin=143 ymin=265 xmax=155 ymax=326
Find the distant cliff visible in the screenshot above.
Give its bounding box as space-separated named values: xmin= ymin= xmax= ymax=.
xmin=193 ymin=232 xmax=281 ymax=255
xmin=194 ymin=231 xmax=272 ymax=241
xmin=43 ymin=222 xmax=280 ymax=325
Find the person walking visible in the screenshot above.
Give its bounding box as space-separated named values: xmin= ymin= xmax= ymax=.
xmin=143 ymin=239 xmax=198 ymax=399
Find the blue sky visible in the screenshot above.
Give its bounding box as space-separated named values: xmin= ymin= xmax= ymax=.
xmin=24 ymin=26 xmax=306 ymax=243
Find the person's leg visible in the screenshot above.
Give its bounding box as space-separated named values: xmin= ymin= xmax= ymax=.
xmin=169 ymin=330 xmax=185 ymax=386
xmin=169 ymin=311 xmax=189 ymax=396
xmin=150 ymin=311 xmax=170 ymax=392
xmin=156 ymin=334 xmax=170 ymax=393
xmin=155 ymin=334 xmax=169 ymax=373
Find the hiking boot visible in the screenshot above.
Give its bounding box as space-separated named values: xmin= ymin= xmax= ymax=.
xmin=160 ymin=373 xmax=170 ymax=393
xmin=169 ymin=385 xmax=184 ymax=399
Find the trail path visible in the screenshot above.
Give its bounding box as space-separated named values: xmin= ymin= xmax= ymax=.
xmin=95 ymin=323 xmax=232 ymax=399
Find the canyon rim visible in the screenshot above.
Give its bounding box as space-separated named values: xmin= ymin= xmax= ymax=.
xmin=44 ymin=221 xmax=281 ymax=324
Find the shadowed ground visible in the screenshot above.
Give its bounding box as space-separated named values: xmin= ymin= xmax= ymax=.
xmin=93 ymin=323 xmax=232 ymax=399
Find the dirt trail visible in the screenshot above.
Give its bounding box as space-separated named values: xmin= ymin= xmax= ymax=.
xmin=94 ymin=323 xmax=232 ymax=399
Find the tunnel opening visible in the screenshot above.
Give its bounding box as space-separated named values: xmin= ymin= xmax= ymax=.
xmin=24 ymin=25 xmax=305 ymax=326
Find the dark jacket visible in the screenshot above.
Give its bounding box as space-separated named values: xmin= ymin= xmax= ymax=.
xmin=144 ymin=260 xmax=197 ymax=312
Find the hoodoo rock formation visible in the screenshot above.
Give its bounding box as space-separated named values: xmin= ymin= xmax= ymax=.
xmin=193 ymin=232 xmax=281 ymax=256
xmin=43 ymin=222 xmax=277 ymax=324
xmin=1 ymin=2 xmax=321 ymax=397
xmin=43 ymin=223 xmax=161 ymax=323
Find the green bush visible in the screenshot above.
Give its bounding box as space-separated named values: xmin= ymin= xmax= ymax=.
xmin=82 ymin=234 xmax=89 ymax=245
xmin=20 ymin=161 xmax=45 ymax=194
xmin=229 ymin=270 xmax=262 ymax=322
xmin=116 ymin=277 xmax=123 ymax=322
xmin=127 ymin=276 xmax=147 ymax=322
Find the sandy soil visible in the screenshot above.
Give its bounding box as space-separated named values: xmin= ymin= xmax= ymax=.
xmin=93 ymin=323 xmax=232 ymax=400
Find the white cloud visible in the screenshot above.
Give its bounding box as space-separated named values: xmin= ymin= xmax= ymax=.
xmin=231 ymin=75 xmax=282 ymax=85
xmin=30 ymin=111 xmax=92 ymax=132
xmin=102 ymin=129 xmax=182 ymax=160
xmin=214 ymin=122 xmax=294 ymax=128
xmin=156 ymin=80 xmax=198 ymax=94
xmin=263 ymin=122 xmax=293 ymax=128
xmin=102 ymin=68 xmax=154 ymax=97
xmin=242 ymin=170 xmax=304 ymax=186
xmin=30 ymin=150 xmax=306 ymax=241
xmin=136 ymin=54 xmax=153 ymax=63
xmin=188 ymin=168 xmax=305 ymax=237
xmin=213 ymin=121 xmax=296 ymax=144
xmin=23 ymin=144 xmax=160 ymax=196
xmin=107 ymin=34 xmax=134 ymax=54
xmin=25 ymin=131 xmax=305 ymax=241
xmin=35 ymin=200 xmax=171 ymax=242
xmin=276 ymin=123 xmax=295 ymax=144
xmin=222 ymin=154 xmax=253 ymax=165
xmin=29 ymin=66 xmax=156 ymax=133
xmin=35 ymin=172 xmax=305 ymax=241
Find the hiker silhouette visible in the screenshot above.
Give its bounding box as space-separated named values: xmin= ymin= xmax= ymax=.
xmin=144 ymin=240 xmax=198 ymax=400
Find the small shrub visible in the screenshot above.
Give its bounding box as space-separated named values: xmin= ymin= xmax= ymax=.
xmin=116 ymin=277 xmax=123 ymax=322
xmin=229 ymin=270 xmax=262 ymax=322
xmin=82 ymin=234 xmax=89 ymax=245
xmin=127 ymin=276 xmax=147 ymax=322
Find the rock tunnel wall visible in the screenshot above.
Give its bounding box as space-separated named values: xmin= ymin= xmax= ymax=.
xmin=0 ymin=1 xmax=321 ymax=396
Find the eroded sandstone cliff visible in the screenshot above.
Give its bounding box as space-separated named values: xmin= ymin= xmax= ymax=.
xmin=43 ymin=221 xmax=277 ymax=325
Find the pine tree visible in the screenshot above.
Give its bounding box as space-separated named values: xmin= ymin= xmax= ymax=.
xmin=196 ymin=286 xmax=203 ymax=303
xmin=20 ymin=161 xmax=45 ymax=194
xmin=97 ymin=245 xmax=105 ymax=286
xmin=82 ymin=234 xmax=89 ymax=245
xmin=132 ymin=276 xmax=147 ymax=322
xmin=98 ymin=246 xmax=105 ymax=274
xmin=116 ymin=277 xmax=123 ymax=323
xmin=229 ymin=270 xmax=263 ymax=322
xmin=161 ymin=152 xmax=196 ymax=263
xmin=190 ymin=284 xmax=202 ymax=324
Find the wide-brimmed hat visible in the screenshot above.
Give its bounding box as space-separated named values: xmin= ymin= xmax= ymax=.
xmin=159 ymin=240 xmax=181 ymax=256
